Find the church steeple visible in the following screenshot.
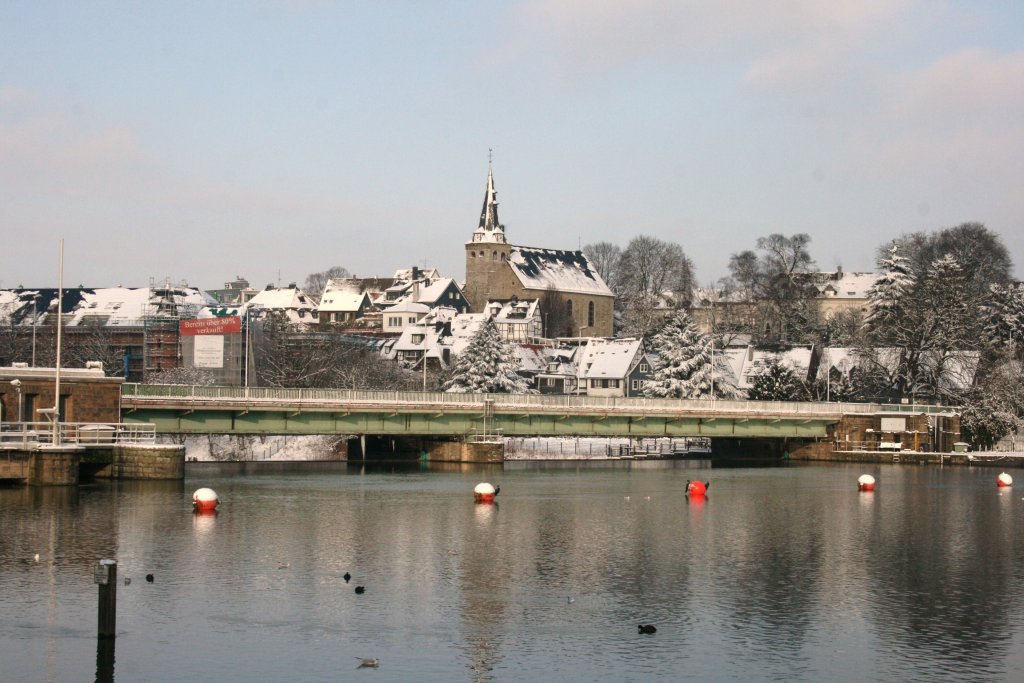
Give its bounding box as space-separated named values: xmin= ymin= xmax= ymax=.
xmin=471 ymin=156 xmax=507 ymax=244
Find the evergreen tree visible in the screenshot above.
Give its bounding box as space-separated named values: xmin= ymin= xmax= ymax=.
xmin=865 ymin=242 xmax=915 ymax=337
xmin=443 ymin=318 xmax=532 ymax=394
xmin=644 ymin=310 xmax=737 ymax=399
xmin=747 ymin=358 xmax=805 ymax=401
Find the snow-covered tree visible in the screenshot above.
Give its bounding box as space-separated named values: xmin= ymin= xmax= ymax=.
xmin=983 ymin=282 xmax=1024 ymax=348
xmin=865 ymin=242 xmax=915 ymax=336
xmin=747 ymin=358 xmax=805 ymax=401
xmin=442 ymin=318 xmax=533 ymax=394
xmin=644 ymin=310 xmax=737 ymax=399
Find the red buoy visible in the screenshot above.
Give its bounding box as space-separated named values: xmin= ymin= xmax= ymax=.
xmin=997 ymin=472 xmax=1013 ymax=488
xmin=192 ymin=487 xmax=219 ymax=513
xmin=687 ymin=480 xmax=708 ymax=497
xmin=857 ymin=474 xmax=875 ymax=492
xmin=474 ymin=482 xmax=498 ymax=503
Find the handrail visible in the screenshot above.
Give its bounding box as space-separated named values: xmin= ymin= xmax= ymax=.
xmin=0 ymin=421 xmax=157 ymax=448
xmin=120 ymin=383 xmax=958 ymax=416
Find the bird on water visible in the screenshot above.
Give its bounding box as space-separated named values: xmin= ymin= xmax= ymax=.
xmin=638 ymin=624 xmax=657 ymax=634
xmin=356 ymin=657 xmax=379 ymax=668
xmin=354 ymin=586 xmax=366 ymax=594
xmin=343 ymin=572 xmax=352 ymax=583
xmin=145 ymin=573 xmax=154 ymax=583
xmin=494 ymin=485 xmax=501 ymax=497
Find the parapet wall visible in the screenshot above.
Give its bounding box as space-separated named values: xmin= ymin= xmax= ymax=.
xmin=93 ymin=445 xmax=185 ymax=480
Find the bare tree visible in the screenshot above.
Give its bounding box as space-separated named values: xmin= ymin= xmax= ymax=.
xmin=539 ymin=287 xmax=574 ymax=338
xmin=304 ymin=266 xmax=352 ymax=301
xmin=728 ymin=233 xmax=817 ymax=343
xmin=582 ymin=241 xmax=622 ymax=295
xmin=617 ymin=236 xmax=696 ymax=337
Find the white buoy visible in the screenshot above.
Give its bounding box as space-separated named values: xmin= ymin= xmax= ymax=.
xmin=473 ymin=482 xmax=497 ymax=503
xmin=858 ymin=474 xmax=876 ymax=492
xmin=192 ymin=487 xmax=219 ymax=513
xmin=997 ymin=472 xmax=1013 ymax=488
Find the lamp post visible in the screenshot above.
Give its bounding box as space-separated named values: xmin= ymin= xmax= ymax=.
xmin=244 ymin=306 xmax=261 ymax=388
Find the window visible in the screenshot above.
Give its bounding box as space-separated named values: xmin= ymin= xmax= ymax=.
xmin=545 ymin=378 xmax=556 ymax=387
xmin=631 ymin=380 xmax=641 ymax=391
xmin=566 ymin=299 xmax=573 ymax=317
xmin=639 ymin=363 xmax=649 ymax=373
xmin=501 ymin=253 xmax=507 ymax=261
xmin=470 ymin=251 xmax=476 ymax=258
xmin=411 ymin=334 xmax=424 ymax=344
xmin=587 ymin=301 xmax=595 ymax=327
xmin=492 ymin=251 xmax=497 ymax=260
xmin=408 ymin=316 xmax=416 ymax=324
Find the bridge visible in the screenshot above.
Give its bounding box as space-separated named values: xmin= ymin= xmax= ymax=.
xmin=119 ymin=384 xmax=951 ymax=443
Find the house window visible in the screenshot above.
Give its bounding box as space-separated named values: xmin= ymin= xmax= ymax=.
xmin=298 ymin=309 xmax=306 ymax=318
xmin=408 ymin=316 xmax=416 ymax=324
xmin=545 ymin=378 xmax=556 ymax=387
xmin=631 ymin=380 xmax=641 ymax=391
xmin=492 ymin=251 xmax=497 ymax=260
xmin=587 ymin=301 xmax=595 ymax=327
xmin=566 ymin=299 xmax=573 ymax=317
xmin=411 ymin=334 xmax=424 ymax=344
xmin=640 ymin=363 xmax=649 ymax=373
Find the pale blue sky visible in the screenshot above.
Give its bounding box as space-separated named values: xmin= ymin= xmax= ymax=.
xmin=2 ymin=1 xmax=1022 ymax=290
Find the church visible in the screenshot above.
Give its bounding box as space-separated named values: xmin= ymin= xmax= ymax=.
xmin=462 ymin=165 xmax=615 ymax=337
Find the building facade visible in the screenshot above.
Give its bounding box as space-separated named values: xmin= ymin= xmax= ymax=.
xmin=463 ymin=165 xmax=615 ymax=337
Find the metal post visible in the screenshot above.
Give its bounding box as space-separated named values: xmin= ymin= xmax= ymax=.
xmin=95 ymin=559 xmax=117 ymax=638
xmin=53 ymin=239 xmax=64 ymax=446
xmin=31 ymin=294 xmax=39 ymax=367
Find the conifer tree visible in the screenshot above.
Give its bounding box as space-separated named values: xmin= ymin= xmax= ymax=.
xmin=644 ymin=310 xmax=737 ymax=399
xmin=747 ymin=358 xmax=805 ymax=401
xmin=442 ymin=318 xmax=532 ymax=393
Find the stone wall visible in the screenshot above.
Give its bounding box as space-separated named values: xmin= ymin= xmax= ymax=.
xmin=93 ymin=445 xmax=186 ymax=480
xmin=427 ymin=439 xmax=504 ymax=463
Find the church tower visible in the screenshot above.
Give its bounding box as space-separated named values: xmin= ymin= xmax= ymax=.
xmin=464 ymin=162 xmax=512 ymax=311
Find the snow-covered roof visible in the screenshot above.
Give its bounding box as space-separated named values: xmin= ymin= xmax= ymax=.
xmin=814 ymin=271 xmax=879 ymax=299
xmin=514 ymin=344 xmax=548 ymax=374
xmin=1 ymin=286 xmax=212 ymax=327
xmin=318 ymin=279 xmax=371 ymax=313
xmin=508 ymin=246 xmax=614 ymax=297
xmin=393 ymin=267 xmax=442 ymax=281
xmin=244 ymin=286 xmax=318 ymax=324
xmin=578 ymin=338 xmax=644 ymax=379
xmin=386 ymin=300 xmax=430 ymax=314
xmin=722 ymin=345 xmax=814 ymax=389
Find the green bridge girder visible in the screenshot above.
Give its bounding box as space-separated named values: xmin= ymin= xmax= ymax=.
xmin=123 ymin=406 xmax=833 ymax=439
xmin=120 ymin=384 xmax=951 ymax=440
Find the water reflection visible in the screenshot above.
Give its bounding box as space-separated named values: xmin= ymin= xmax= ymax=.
xmin=3 ymin=464 xmax=1024 ymax=682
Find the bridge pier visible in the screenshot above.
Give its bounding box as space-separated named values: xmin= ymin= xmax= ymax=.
xmin=29 ymin=447 xmax=81 ymax=485
xmin=424 ymin=438 xmax=504 ymax=464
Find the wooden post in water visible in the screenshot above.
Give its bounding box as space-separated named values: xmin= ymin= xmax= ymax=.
xmin=95 ymin=559 xmax=117 ymax=638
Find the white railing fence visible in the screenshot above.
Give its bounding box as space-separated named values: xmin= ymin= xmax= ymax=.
xmin=121 ymin=383 xmax=957 ymax=416
xmin=0 ymin=421 xmax=157 ymax=448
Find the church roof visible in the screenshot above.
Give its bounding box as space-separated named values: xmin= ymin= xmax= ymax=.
xmin=508 ymin=246 xmax=614 ymax=297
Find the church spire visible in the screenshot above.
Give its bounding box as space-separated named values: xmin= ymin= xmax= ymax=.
xmin=471 ymin=153 xmax=507 ymax=244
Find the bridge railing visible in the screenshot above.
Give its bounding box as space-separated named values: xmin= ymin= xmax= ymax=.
xmin=120 ymin=384 xmax=957 ymax=416
xmin=0 ymin=421 xmax=157 ymax=448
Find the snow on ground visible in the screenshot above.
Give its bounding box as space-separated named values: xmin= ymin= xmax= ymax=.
xmin=505 ymin=436 xmax=709 ymax=460
xmin=172 ymin=434 xmax=346 ymax=461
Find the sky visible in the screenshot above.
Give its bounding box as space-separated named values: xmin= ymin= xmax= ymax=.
xmin=2 ymin=1 xmax=1023 ymax=292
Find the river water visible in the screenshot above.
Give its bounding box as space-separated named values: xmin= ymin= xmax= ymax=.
xmin=3 ymin=460 xmax=1024 ymax=682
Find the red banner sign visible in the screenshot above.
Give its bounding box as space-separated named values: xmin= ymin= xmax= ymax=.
xmin=179 ymin=316 xmax=242 ymax=336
